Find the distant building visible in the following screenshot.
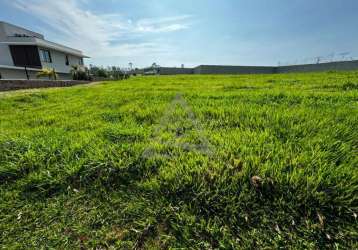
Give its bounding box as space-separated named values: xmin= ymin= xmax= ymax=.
xmin=143 ymin=66 xmax=194 ymax=75
xmin=0 ymin=21 xmax=89 ymax=80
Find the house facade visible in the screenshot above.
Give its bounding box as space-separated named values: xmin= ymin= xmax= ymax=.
xmin=0 ymin=21 xmax=89 ymax=80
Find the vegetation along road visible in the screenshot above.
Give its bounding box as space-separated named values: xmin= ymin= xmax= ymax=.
xmin=0 ymin=72 xmax=357 ymax=249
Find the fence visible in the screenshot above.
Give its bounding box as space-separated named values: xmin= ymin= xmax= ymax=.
xmin=150 ymin=60 xmax=358 ymax=75
xmin=0 ymin=79 xmax=90 ymax=91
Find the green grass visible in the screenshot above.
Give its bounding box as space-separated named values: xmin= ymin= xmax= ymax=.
xmin=0 ymin=72 xmax=357 ymax=249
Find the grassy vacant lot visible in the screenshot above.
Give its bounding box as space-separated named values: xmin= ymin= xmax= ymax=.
xmin=0 ymin=72 xmax=357 ymax=249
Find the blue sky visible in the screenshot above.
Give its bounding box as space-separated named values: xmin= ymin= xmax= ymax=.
xmin=1 ymin=0 xmax=358 ymax=68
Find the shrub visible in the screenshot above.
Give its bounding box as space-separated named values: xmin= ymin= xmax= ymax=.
xmin=97 ymin=68 xmax=108 ymax=78
xmin=36 ymin=68 xmax=58 ymax=80
xmin=71 ymin=65 xmax=92 ymax=81
xmin=110 ymin=69 xmax=124 ymax=80
xmin=88 ymin=65 xmax=130 ymax=80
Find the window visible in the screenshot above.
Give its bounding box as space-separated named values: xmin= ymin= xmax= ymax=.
xmin=9 ymin=45 xmax=42 ymax=68
xmin=79 ymin=58 xmax=84 ymax=65
xmin=40 ymin=49 xmax=52 ymax=63
xmin=65 ymin=55 xmax=69 ymax=66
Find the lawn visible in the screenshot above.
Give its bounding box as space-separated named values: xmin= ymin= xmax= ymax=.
xmin=0 ymin=72 xmax=357 ymax=249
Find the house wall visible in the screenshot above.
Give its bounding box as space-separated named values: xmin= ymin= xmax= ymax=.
xmin=0 ymin=23 xmax=15 ymax=66
xmin=159 ymin=67 xmax=194 ymax=75
xmin=190 ymin=61 xmax=358 ymax=75
xmin=278 ymin=60 xmax=358 ymax=73
xmin=0 ymin=22 xmax=84 ymax=76
xmin=0 ymin=45 xmax=81 ymax=76
xmin=0 ymin=68 xmax=38 ymax=80
xmin=0 ymin=23 xmax=5 ymax=39
xmin=193 ymin=65 xmax=277 ymax=74
xmin=0 ymin=67 xmax=72 ymax=80
xmin=0 ymin=44 xmax=13 ymax=66
xmin=39 ymin=48 xmax=83 ymax=74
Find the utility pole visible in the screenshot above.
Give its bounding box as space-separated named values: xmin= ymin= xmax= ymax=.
xmin=129 ymin=62 xmax=133 ymax=71
xmin=315 ymin=57 xmax=321 ymax=64
xmin=24 ymin=66 xmax=29 ymax=80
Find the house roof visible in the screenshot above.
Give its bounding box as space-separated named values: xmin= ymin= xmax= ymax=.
xmin=0 ymin=21 xmax=44 ymax=39
xmin=0 ymin=36 xmax=90 ymax=58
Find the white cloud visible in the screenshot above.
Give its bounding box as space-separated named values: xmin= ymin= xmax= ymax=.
xmin=10 ymin=0 xmax=192 ymax=65
xmin=135 ymin=15 xmax=191 ymax=33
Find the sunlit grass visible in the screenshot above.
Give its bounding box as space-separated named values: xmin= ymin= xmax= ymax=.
xmin=0 ymin=72 xmax=357 ymax=249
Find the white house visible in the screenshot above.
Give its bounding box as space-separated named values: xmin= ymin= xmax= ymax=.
xmin=0 ymin=21 xmax=89 ymax=80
